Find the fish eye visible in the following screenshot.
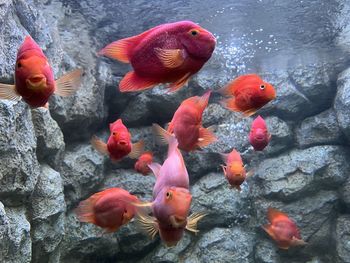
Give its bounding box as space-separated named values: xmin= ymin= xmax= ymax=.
xmin=166 ymin=191 xmax=172 ymax=199
xmin=17 ymin=62 xmax=22 ymax=68
xmin=260 ymin=84 xmax=265 ymax=90
xmin=189 ymin=29 xmax=200 ymax=36
xmin=112 ymin=132 xmax=116 ymax=136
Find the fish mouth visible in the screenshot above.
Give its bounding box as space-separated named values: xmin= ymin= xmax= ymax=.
xmin=169 ymin=215 xmax=186 ymax=228
xmin=26 ymin=74 xmax=47 ymax=88
xmin=118 ymin=140 xmax=128 ymax=146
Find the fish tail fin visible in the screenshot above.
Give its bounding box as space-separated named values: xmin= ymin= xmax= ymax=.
xmin=54 ymin=69 xmax=82 ymax=97
xmin=219 ymin=98 xmax=240 ymax=112
xmin=119 ymin=71 xmax=157 ymax=92
xmin=0 ymin=83 xmax=21 ymax=101
xmin=216 ymin=83 xmax=233 ymax=96
xmin=197 ymin=126 xmax=217 ymax=148
xmin=167 ymin=72 xmax=191 ymax=93
xmin=186 ymin=212 xmax=207 ymax=234
xmin=98 ymin=39 xmax=132 ymax=63
xmin=152 ymin=123 xmax=173 ymax=146
xmin=91 ymin=135 xmax=109 ymax=155
xmin=128 ymin=140 xmax=145 ymax=159
xmin=75 ymin=196 xmax=100 ymax=224
xmin=235 ymin=185 xmax=242 ymax=191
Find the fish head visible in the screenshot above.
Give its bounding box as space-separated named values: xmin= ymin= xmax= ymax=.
xmin=252 ymin=128 xmax=268 ymax=142
xmin=257 ymin=81 xmax=276 ymax=102
xmin=153 ymin=187 xmax=192 ymax=228
xmin=15 ymin=36 xmax=54 ymax=92
xmin=180 ymin=21 xmax=216 ymax=60
xmin=110 ymin=129 xmax=131 ymax=149
xmin=227 ymin=161 xmax=245 ymax=178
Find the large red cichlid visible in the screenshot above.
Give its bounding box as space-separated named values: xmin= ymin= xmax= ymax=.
xmin=0 ymin=35 xmax=82 ymax=108
xmin=99 ymin=20 xmax=216 ymax=93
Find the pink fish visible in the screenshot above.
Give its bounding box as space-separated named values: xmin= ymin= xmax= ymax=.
xmin=249 ymin=115 xmax=271 ymax=151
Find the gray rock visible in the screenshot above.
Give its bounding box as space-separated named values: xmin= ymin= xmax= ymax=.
xmin=32 ymin=108 xmax=65 ymax=170
xmin=30 ymin=164 xmax=66 ymax=262
xmin=265 ymin=116 xmax=293 ymax=156
xmin=191 ymin=172 xmax=252 ymax=229
xmin=296 ymin=109 xmax=345 ymax=148
xmin=5 ymin=207 xmax=32 ymax=263
xmin=334 ymin=67 xmax=350 ymax=142
xmin=182 ymin=227 xmax=255 ymax=263
xmin=0 ymin=101 xmax=40 ymax=206
xmin=254 ymin=239 xmax=280 ymax=263
xmin=252 ymin=146 xmax=350 ymax=201
xmin=60 ymin=144 xmax=104 ymax=209
xmin=336 ymin=215 xmax=350 ymax=263
xmin=0 ymin=202 xmax=10 ymax=261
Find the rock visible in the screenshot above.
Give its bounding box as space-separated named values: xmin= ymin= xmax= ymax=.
xmin=334 ymin=67 xmax=350 ymax=142
xmin=336 ymin=215 xmax=350 ymax=263
xmin=0 ymin=101 xmax=40 ymax=206
xmin=182 ymin=227 xmax=255 ymax=263
xmin=202 ymin=102 xmax=231 ymax=127
xmin=191 ymin=172 xmax=252 ymax=229
xmin=254 ymin=239 xmax=280 ymax=263
xmin=32 ymin=108 xmax=65 ymax=170
xmin=30 ymin=164 xmax=66 ymax=263
xmin=0 ymin=202 xmax=10 ymax=261
xmin=265 ymin=116 xmax=293 ymax=155
xmin=252 ymin=146 xmax=350 ymax=202
xmin=60 ymin=144 xmax=104 ymax=209
xmin=5 ymin=207 xmax=32 ymax=263
xmin=296 ymin=109 xmax=345 ymax=148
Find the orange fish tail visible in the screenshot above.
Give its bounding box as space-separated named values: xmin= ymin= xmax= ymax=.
xmin=119 ymin=71 xmax=158 ymax=92
xmin=75 ymin=199 xmax=96 ymax=224
xmin=197 ymin=126 xmax=217 ymax=148
xmin=219 ymin=98 xmax=240 ymax=112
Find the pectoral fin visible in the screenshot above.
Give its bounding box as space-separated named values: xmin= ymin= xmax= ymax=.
xmin=155 ymin=48 xmax=185 ymax=68
xmin=186 ymin=212 xmax=207 ymax=233
xmin=152 ymin=123 xmax=172 ymax=145
xmin=128 ymin=140 xmax=144 ymax=159
xmin=135 ymin=213 xmax=159 ymax=239
xmin=0 ymin=83 xmax=21 ymax=101
xmin=55 ymin=69 xmax=82 ymax=97
xmin=91 ymin=135 xmax=109 ymax=155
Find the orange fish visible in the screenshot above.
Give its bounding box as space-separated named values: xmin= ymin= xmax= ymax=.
xmin=221 ymin=149 xmax=250 ymax=191
xmin=262 ymin=207 xmax=307 ymax=249
xmin=249 ymin=115 xmax=271 ymax=151
xmin=75 ymin=188 xmax=139 ymax=233
xmin=218 ymin=74 xmax=276 ymax=117
xmin=0 ymin=35 xmax=82 ymax=108
xmin=134 ymin=151 xmax=153 ymax=175
xmin=135 ymin=186 xmax=206 ymax=247
xmin=91 ymin=119 xmax=144 ymax=162
xmin=99 ymin=20 xmax=216 ymax=93
xmin=152 ymin=90 xmax=217 ymax=152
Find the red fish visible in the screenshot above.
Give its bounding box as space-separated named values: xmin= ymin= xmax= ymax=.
xmin=221 ymin=149 xmax=250 ymax=191
xmin=134 ymin=151 xmax=153 ymax=175
xmin=262 ymin=207 xmax=307 ymax=249
xmin=99 ymin=20 xmax=216 ymax=93
xmin=249 ymin=115 xmax=271 ymax=151
xmin=218 ymin=74 xmax=276 ymax=117
xmin=75 ymin=188 xmax=139 ymax=233
xmin=0 ymin=35 xmax=82 ymax=108
xmin=152 ymin=90 xmax=217 ymax=151
xmin=135 ymin=186 xmax=206 ymax=247
xmin=91 ymin=119 xmax=144 ymax=162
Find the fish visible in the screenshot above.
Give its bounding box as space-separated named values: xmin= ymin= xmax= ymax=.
xmin=0 ymin=35 xmax=82 ymax=108
xmin=152 ymin=90 xmax=217 ymax=152
xmin=91 ymin=119 xmax=144 ymax=162
xmin=262 ymin=207 xmax=307 ymax=249
xmin=135 ymin=186 xmax=206 ymax=247
xmin=134 ymin=151 xmax=153 ymax=175
xmin=249 ymin=115 xmax=271 ymax=151
xmin=218 ymin=74 xmax=276 ymax=117
xmin=221 ymin=149 xmax=250 ymax=191
xmin=75 ymin=188 xmax=139 ymax=233
xmin=148 ymin=136 xmax=189 ymax=198
xmin=99 ymin=20 xmax=216 ymax=93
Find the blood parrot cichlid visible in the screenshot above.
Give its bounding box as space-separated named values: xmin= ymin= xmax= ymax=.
xmin=221 ymin=149 xmax=250 ymax=191
xmin=75 ymin=188 xmax=139 ymax=233
xmin=91 ymin=119 xmax=144 ymax=162
xmin=99 ymin=20 xmax=216 ymax=93
xmin=262 ymin=207 xmax=307 ymax=249
xmin=0 ymin=35 xmax=82 ymax=108
xmin=134 ymin=137 xmax=206 ymax=247
xmin=218 ymin=74 xmax=276 ymax=117
xmin=152 ymin=90 xmax=217 ymax=152
xmin=134 ymin=151 xmax=153 ymax=175
xmin=249 ymin=115 xmax=271 ymax=151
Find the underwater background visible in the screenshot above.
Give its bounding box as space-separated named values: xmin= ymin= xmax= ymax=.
xmin=1 ymin=0 xmax=350 ymax=262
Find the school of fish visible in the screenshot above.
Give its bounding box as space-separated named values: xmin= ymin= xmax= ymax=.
xmin=0 ymin=20 xmax=308 ymax=250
